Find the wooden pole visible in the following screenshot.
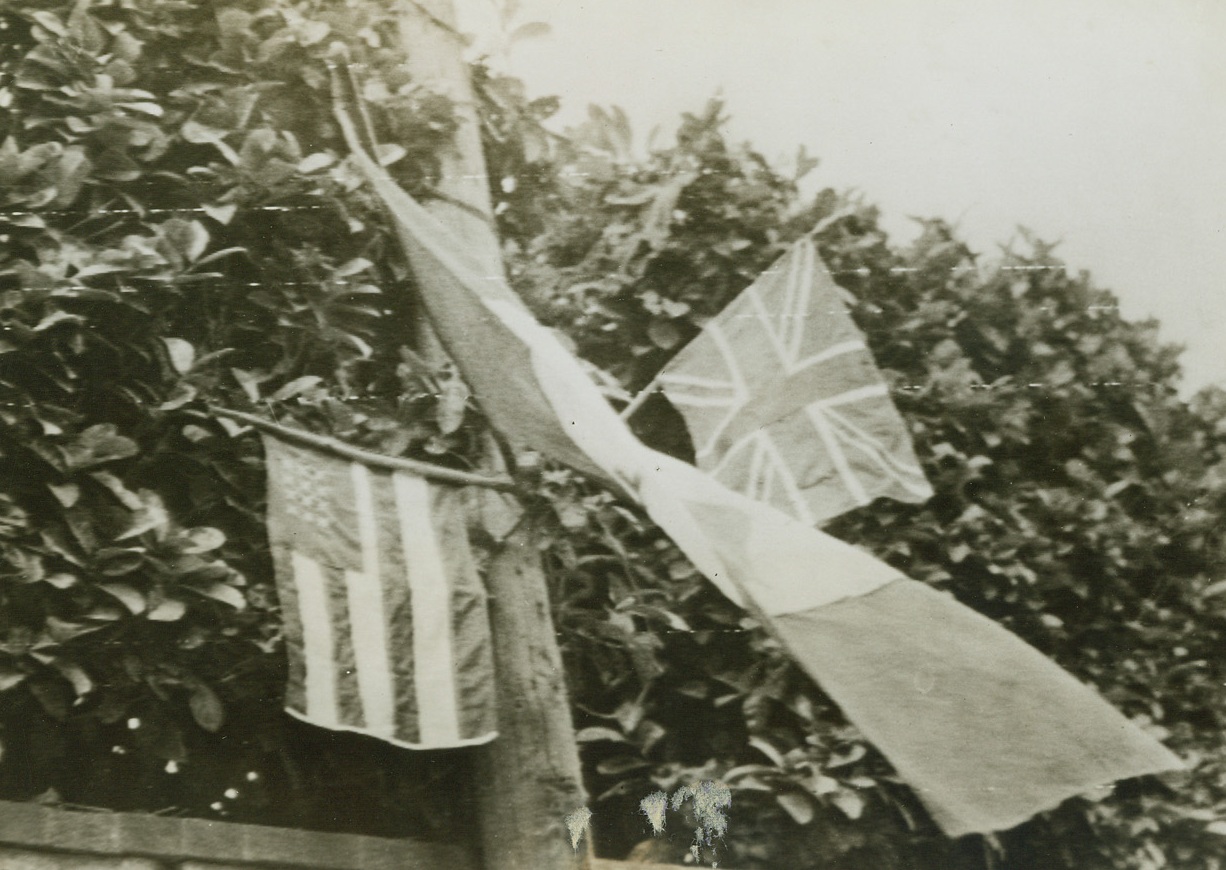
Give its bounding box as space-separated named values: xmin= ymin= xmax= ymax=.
xmin=387 ymin=3 xmax=592 ymax=868
xmin=211 ymin=406 xmax=516 ymax=490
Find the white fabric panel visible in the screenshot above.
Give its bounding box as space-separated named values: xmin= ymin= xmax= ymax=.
xmin=345 ymin=463 xmax=396 ymax=739
xmin=393 ymin=472 xmax=461 ymax=746
xmin=291 ymin=551 xmax=339 ymax=727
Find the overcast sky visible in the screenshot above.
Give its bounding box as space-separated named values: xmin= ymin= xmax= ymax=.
xmin=458 ymin=0 xmax=1226 ymax=395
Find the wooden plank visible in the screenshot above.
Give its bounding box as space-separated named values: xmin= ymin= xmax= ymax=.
xmin=0 ymin=801 xmax=478 ymax=870
xmin=388 ymin=3 xmax=592 ymax=868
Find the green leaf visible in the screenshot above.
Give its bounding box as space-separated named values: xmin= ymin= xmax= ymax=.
xmin=269 ymin=376 xmax=323 ymax=402
xmin=605 ymin=189 xmax=656 ymax=207
xmin=775 ymin=792 xmax=814 ymax=825
xmin=375 ymin=144 xmax=406 ymax=167
xmin=646 ymin=320 xmax=681 ymax=350
xmin=117 ymin=491 xmax=169 ymax=540
xmin=158 ymin=381 xmax=198 ymax=411
xmin=0 ymin=668 xmax=28 ymax=692
xmin=52 ymin=660 xmax=93 ymax=699
xmin=201 ymin=203 xmax=238 ymax=225
xmin=90 ymin=471 xmax=144 ymax=510
xmin=29 ymin=11 xmax=68 ymax=37
xmin=826 ymin=744 xmax=867 ymax=768
xmin=34 ymin=311 xmax=83 ymax=332
xmin=146 ymin=597 xmax=186 ymax=622
xmin=163 ymin=338 xmax=195 ymax=374
xmin=215 ymin=8 xmax=253 ymax=37
xmin=44 ymin=616 xmax=104 ymax=642
xmin=160 ymin=218 xmax=210 ymax=263
xmin=96 ymin=549 xmax=145 ymax=576
xmin=748 ymin=736 xmax=786 ymax=767
xmin=830 ymin=789 xmax=865 ymax=821
xmin=100 ymin=583 xmax=147 ymax=614
xmin=335 ymin=257 xmax=374 ymax=278
xmin=298 ymin=153 xmax=335 ymax=174
xmin=43 ymin=573 xmax=78 ymax=590
xmin=181 ymin=120 xmax=240 ymax=164
xmin=804 ymin=773 xmax=840 ymax=797
xmin=551 ymin=501 xmax=586 ymax=529
xmin=180 ymin=527 xmax=225 ymax=554
xmin=10 ymin=548 xmax=46 ymax=583
xmin=575 ymin=726 xmax=628 ymax=744
xmin=595 ymin=755 xmax=649 ymax=776
xmin=63 ymin=425 xmax=139 ymax=471
xmin=52 ymin=147 xmax=91 ymax=208
xmin=1201 ymin=579 xmax=1226 ymax=599
xmin=188 ymin=582 xmax=246 ymax=610
xmin=189 ymin=684 xmax=225 ymax=732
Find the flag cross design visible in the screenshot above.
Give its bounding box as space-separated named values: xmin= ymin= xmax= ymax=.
xmin=659 ymin=239 xmax=933 ymax=527
xmin=263 ymin=435 xmax=497 ymax=750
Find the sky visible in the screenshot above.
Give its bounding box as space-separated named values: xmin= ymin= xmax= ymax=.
xmin=456 ymin=0 xmax=1226 ymax=396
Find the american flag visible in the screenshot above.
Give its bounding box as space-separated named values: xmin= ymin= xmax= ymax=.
xmin=657 ymin=238 xmax=933 ymax=527
xmin=262 ymin=434 xmax=497 ymax=749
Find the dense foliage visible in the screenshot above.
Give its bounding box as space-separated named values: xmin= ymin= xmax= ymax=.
xmin=1 ymin=2 xmax=1225 ymax=867
xmin=491 ymin=101 xmax=1226 ymax=868
xmin=0 ymin=0 xmax=485 ymax=841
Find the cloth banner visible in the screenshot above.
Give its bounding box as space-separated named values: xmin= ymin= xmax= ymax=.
xmin=337 ymin=118 xmax=1181 ymax=835
xmin=263 ymin=434 xmax=497 ymax=749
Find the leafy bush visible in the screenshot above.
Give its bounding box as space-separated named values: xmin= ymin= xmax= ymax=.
xmin=1 ymin=1 xmax=1225 ymax=867
xmin=491 ymin=100 xmax=1226 ymax=868
xmin=0 ymin=0 xmax=483 ymax=840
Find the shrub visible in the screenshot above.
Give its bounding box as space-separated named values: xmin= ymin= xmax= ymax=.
xmin=1 ymin=2 xmax=1224 ymax=866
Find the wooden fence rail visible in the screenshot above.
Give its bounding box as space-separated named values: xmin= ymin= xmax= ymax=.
xmin=0 ymin=801 xmax=686 ymax=870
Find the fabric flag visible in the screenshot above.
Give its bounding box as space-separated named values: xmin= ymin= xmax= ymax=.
xmin=337 ymin=119 xmax=1180 ymax=836
xmin=658 ymin=237 xmax=932 ymax=526
xmin=262 ymin=433 xmax=497 ymax=750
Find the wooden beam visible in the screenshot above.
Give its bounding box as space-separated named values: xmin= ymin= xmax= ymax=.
xmin=387 ymin=3 xmax=592 ymax=868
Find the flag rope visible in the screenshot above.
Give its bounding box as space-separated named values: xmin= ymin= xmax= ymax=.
xmin=619 ymin=374 xmax=664 ymax=420
xmin=211 ymin=406 xmax=517 ymax=491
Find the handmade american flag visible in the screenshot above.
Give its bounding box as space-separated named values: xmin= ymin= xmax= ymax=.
xmin=262 ymin=434 xmax=497 ymax=750
xmin=337 ymin=116 xmax=1180 ymax=837
xmin=658 ymin=238 xmax=932 ymax=527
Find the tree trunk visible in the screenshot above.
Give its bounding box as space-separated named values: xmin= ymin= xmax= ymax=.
xmin=390 ymin=3 xmax=592 ymax=868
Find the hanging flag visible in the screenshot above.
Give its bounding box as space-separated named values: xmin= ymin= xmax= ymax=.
xmin=656 ymin=238 xmax=932 ymax=526
xmin=262 ymin=434 xmax=497 ymax=750
xmin=335 ymin=114 xmax=1180 ymax=836
xmin=639 ymin=452 xmax=1178 ymax=835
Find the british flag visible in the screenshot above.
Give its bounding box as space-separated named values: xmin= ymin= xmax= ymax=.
xmin=657 ymin=238 xmax=933 ymax=527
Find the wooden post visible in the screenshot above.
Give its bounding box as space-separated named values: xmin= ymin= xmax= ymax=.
xmin=388 ymin=3 xmax=592 ymax=868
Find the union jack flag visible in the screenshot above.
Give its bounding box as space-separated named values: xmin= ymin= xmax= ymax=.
xmin=657 ymin=238 xmax=933 ymax=526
